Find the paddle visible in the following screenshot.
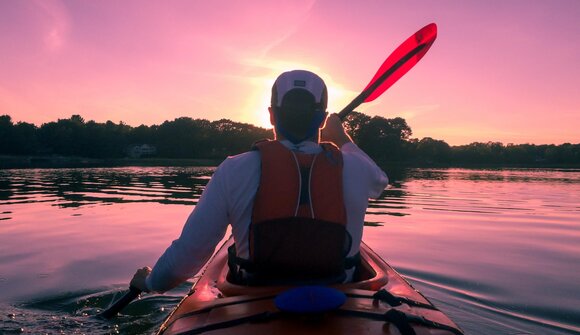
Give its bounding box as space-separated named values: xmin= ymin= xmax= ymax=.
xmin=337 ymin=23 xmax=437 ymax=121
xmin=98 ymin=286 xmax=142 ymax=319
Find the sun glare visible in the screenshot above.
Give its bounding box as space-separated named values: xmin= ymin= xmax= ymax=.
xmin=327 ymin=84 xmax=354 ymax=115
xmin=240 ymin=75 xmax=275 ymax=129
xmin=257 ymin=92 xmax=273 ymax=129
xmin=239 ymin=59 xmax=359 ymax=128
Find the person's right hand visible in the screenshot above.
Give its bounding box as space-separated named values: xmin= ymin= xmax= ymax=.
xmin=130 ymin=266 xmax=152 ymax=292
xmin=320 ymin=113 xmax=352 ymax=147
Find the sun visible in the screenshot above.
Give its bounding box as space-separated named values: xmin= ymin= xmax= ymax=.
xmin=237 ymin=71 xmax=276 ymax=129
xmin=239 ymin=61 xmax=357 ymax=129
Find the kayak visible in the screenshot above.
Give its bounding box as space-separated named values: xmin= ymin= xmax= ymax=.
xmin=157 ymin=236 xmax=463 ymax=335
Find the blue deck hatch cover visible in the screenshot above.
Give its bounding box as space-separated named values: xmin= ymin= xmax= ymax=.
xmin=274 ymin=286 xmax=347 ymax=313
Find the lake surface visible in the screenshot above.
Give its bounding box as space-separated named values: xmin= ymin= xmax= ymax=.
xmin=0 ymin=166 xmax=579 ymax=334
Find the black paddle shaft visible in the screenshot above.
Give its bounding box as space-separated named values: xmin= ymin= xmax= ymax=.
xmin=99 ymin=286 xmax=142 ymax=319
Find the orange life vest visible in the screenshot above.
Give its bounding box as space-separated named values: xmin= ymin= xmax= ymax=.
xmin=229 ymin=140 xmax=354 ymax=285
xmin=251 ymin=140 xmax=347 ymax=227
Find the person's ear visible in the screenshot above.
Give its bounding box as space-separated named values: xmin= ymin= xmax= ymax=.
xmin=269 ymin=106 xmax=276 ymax=126
xmin=319 ymin=111 xmax=329 ymax=129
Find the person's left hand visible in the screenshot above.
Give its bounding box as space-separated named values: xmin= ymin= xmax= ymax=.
xmin=320 ymin=113 xmax=352 ymax=147
xmin=130 ymin=266 xmax=152 ymax=292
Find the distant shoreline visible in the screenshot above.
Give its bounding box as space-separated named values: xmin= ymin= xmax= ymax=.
xmin=2 ymin=155 xmax=578 ymax=170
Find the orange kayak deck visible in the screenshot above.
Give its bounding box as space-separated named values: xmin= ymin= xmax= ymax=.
xmin=158 ymin=237 xmax=463 ymax=335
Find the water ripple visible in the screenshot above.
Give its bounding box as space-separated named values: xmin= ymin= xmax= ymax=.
xmin=402 ymin=268 xmax=580 ymax=335
xmin=0 ymin=167 xmax=214 ymax=211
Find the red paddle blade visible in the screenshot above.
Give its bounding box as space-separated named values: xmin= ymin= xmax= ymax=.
xmin=363 ymin=23 xmax=437 ymax=102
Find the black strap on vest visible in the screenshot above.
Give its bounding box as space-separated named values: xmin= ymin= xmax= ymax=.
xmin=299 ymin=165 xmax=311 ymax=205
xmin=228 ymin=244 xmax=360 ymax=286
xmin=228 ymin=244 xmax=255 ymax=275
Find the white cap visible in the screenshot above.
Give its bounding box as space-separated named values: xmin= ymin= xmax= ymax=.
xmin=271 ymin=70 xmax=327 ymax=108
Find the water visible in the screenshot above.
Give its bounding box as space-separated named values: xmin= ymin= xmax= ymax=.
xmin=0 ymin=167 xmax=578 ymax=334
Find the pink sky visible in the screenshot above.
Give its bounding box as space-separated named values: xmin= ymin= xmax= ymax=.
xmin=0 ymin=0 xmax=578 ymax=145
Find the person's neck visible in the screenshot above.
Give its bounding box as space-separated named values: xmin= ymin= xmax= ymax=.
xmin=274 ymin=131 xmax=319 ymax=144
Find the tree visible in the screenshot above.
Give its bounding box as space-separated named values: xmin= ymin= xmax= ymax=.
xmin=12 ymin=121 xmax=39 ymax=154
xmin=416 ymin=137 xmax=451 ymax=163
xmin=80 ymin=120 xmax=130 ymax=158
xmin=0 ymin=115 xmax=14 ymax=154
xmin=355 ymin=115 xmax=413 ymax=162
xmin=545 ymin=143 xmax=580 ymax=164
xmin=342 ymin=111 xmax=371 ymax=143
xmin=210 ymin=119 xmax=272 ymax=157
xmin=38 ymin=116 xmax=86 ymax=155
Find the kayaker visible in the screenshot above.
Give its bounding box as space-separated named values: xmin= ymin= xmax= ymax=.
xmin=131 ymin=70 xmax=389 ymax=292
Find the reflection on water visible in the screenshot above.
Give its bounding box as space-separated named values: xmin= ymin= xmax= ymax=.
xmin=0 ymin=167 xmax=579 ymax=334
xmin=0 ymin=167 xmax=214 ymax=211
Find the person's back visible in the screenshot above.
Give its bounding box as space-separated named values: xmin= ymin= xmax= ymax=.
xmin=130 ymin=70 xmax=388 ymax=292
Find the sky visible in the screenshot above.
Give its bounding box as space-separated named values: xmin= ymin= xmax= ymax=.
xmin=0 ymin=0 xmax=578 ymax=145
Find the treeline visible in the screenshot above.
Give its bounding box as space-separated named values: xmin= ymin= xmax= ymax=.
xmin=0 ymin=114 xmax=271 ymax=159
xmin=1 ymin=113 xmax=578 ymax=165
xmin=342 ymin=112 xmax=579 ymax=165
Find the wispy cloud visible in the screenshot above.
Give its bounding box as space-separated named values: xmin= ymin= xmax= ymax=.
xmin=399 ymin=104 xmax=440 ymax=120
xmin=33 ymin=0 xmax=69 ymax=52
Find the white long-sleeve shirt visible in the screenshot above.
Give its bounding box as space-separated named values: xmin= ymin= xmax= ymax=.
xmin=146 ymin=140 xmax=388 ymax=293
